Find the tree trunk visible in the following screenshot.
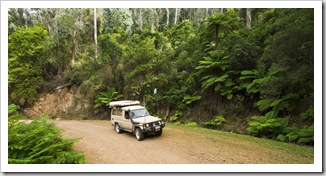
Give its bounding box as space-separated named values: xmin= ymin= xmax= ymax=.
xmin=174 ymin=8 xmax=178 ymax=24
xmin=206 ymin=8 xmax=209 ymax=17
xmin=71 ymin=26 xmax=77 ymax=65
xmin=94 ymin=8 xmax=98 ymax=58
xmin=166 ymin=8 xmax=169 ymax=27
xmin=18 ymin=8 xmax=25 ymax=27
xmin=246 ymin=8 xmax=252 ymax=29
xmin=215 ymin=24 xmax=219 ymax=49
xmin=164 ymin=106 xmax=170 ymax=121
xmin=210 ymin=8 xmax=215 ymax=15
xmin=220 ymin=8 xmax=224 ymax=13
xmin=151 ymin=22 xmax=155 ymax=33
xmin=139 ymin=8 xmax=143 ymax=31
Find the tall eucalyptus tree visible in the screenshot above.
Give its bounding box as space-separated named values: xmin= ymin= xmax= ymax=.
xmin=246 ymin=8 xmax=252 ymax=29
xmin=94 ymin=8 xmax=98 ymax=57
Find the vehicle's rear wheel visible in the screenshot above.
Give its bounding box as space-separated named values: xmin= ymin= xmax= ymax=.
xmin=115 ymin=123 xmax=122 ymax=134
xmin=135 ymin=128 xmax=144 ymax=141
xmin=156 ymin=130 xmax=163 ymax=136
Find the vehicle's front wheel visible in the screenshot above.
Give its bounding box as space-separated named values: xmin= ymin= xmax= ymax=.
xmin=135 ymin=128 xmax=144 ymax=141
xmin=115 ymin=123 xmax=122 ymax=134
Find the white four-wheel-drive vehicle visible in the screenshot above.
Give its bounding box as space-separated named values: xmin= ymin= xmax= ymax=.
xmin=110 ymin=100 xmax=165 ymax=141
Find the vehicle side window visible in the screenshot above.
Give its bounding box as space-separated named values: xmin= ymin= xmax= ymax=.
xmin=117 ymin=109 xmax=122 ymax=116
xmin=112 ymin=109 xmax=117 ymax=115
xmin=125 ymin=111 xmax=129 ymax=119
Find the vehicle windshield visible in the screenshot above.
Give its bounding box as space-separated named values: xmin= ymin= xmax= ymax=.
xmin=130 ymin=108 xmax=150 ymax=119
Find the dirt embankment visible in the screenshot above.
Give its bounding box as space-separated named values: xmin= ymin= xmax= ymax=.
xmin=55 ymin=120 xmax=313 ymax=164
xmin=23 ymin=87 xmax=108 ymax=119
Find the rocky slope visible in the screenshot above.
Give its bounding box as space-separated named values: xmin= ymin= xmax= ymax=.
xmin=23 ymin=87 xmax=109 ymax=119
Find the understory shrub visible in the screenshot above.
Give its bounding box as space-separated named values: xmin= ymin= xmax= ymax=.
xmin=8 ymin=104 xmax=85 ymax=164
xmin=247 ymin=115 xmax=288 ymax=138
xmin=170 ymin=110 xmax=183 ymax=122
xmin=277 ymin=125 xmax=314 ymax=145
xmin=187 ymin=122 xmax=198 ymax=127
xmin=202 ymin=115 xmax=226 ymax=129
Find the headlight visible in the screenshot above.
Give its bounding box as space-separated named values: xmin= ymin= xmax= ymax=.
xmin=144 ymin=124 xmax=149 ymax=127
xmin=158 ymin=121 xmax=161 ymax=125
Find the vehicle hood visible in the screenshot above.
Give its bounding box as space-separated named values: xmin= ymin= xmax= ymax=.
xmin=132 ymin=116 xmax=159 ymax=124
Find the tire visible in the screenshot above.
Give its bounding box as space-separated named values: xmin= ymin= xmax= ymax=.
xmin=156 ymin=130 xmax=163 ymax=136
xmin=135 ymin=128 xmax=144 ymax=141
xmin=115 ymin=123 xmax=122 ymax=134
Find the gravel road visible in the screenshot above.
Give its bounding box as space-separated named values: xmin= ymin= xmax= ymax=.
xmin=55 ymin=120 xmax=313 ymax=164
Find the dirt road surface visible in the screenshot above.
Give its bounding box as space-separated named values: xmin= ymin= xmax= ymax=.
xmin=55 ymin=120 xmax=313 ymax=164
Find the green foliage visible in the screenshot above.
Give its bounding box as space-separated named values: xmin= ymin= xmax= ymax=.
xmin=203 ymin=115 xmax=226 ymax=129
xmin=256 ymin=9 xmax=313 ymax=115
xmin=103 ymin=9 xmax=134 ymax=34
xmin=94 ymin=87 xmax=122 ymax=108
xmin=239 ymin=68 xmax=265 ymax=94
xmin=9 ymin=25 xmax=49 ymax=106
xmin=8 ymin=106 xmax=85 ymax=164
xmin=167 ymin=20 xmax=195 ymax=50
xmin=182 ymin=95 xmax=202 ymax=105
xmin=205 ymin=10 xmax=243 ymax=48
xmin=8 ymin=104 xmax=20 ymax=114
xmin=247 ymin=116 xmax=288 ymax=138
xmin=8 ymin=104 xmax=25 ymax=122
xmin=196 ymin=53 xmax=236 ymax=100
xmin=172 ymin=121 xmax=182 ymax=126
xmin=277 ymin=126 xmax=314 ymax=145
xmin=170 ymin=111 xmax=183 ymax=122
xmin=300 ymin=106 xmax=314 ymax=122
xmin=186 ymin=122 xmax=198 ymax=127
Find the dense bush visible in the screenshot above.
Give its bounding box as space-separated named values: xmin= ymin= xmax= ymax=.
xmin=202 ymin=115 xmax=226 ymax=129
xmin=277 ymin=126 xmax=314 ymax=145
xmin=247 ymin=116 xmax=288 ymax=138
xmin=8 ymin=104 xmax=85 ymax=164
xmin=8 ymin=26 xmax=49 ymax=106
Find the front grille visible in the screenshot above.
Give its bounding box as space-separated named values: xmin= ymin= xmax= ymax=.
xmin=145 ymin=122 xmax=159 ymax=127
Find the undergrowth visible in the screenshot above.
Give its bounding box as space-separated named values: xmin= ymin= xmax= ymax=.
xmin=8 ymin=104 xmax=85 ymax=164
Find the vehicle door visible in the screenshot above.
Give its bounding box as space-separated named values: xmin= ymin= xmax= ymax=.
xmin=121 ymin=110 xmax=133 ymax=131
xmin=111 ymin=108 xmax=119 ymax=125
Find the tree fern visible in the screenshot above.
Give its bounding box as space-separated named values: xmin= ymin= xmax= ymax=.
xmin=239 ymin=69 xmax=265 ymax=94
xmin=94 ymin=87 xmax=122 ymax=108
xmin=247 ymin=115 xmax=288 ymax=138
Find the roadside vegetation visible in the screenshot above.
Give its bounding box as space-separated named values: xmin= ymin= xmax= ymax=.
xmin=8 ymin=104 xmax=85 ymax=164
xmin=8 ymin=8 xmax=314 ymax=146
xmin=170 ymin=123 xmax=313 ymax=161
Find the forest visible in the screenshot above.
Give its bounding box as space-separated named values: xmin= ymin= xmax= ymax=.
xmin=8 ymin=8 xmax=314 ymax=146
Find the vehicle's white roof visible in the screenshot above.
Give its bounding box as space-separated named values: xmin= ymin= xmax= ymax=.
xmin=121 ymin=105 xmax=145 ymax=111
xmin=109 ymin=100 xmax=140 ymax=107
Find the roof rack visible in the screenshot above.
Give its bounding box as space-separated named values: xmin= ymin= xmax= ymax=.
xmin=109 ymin=100 xmax=140 ymax=108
